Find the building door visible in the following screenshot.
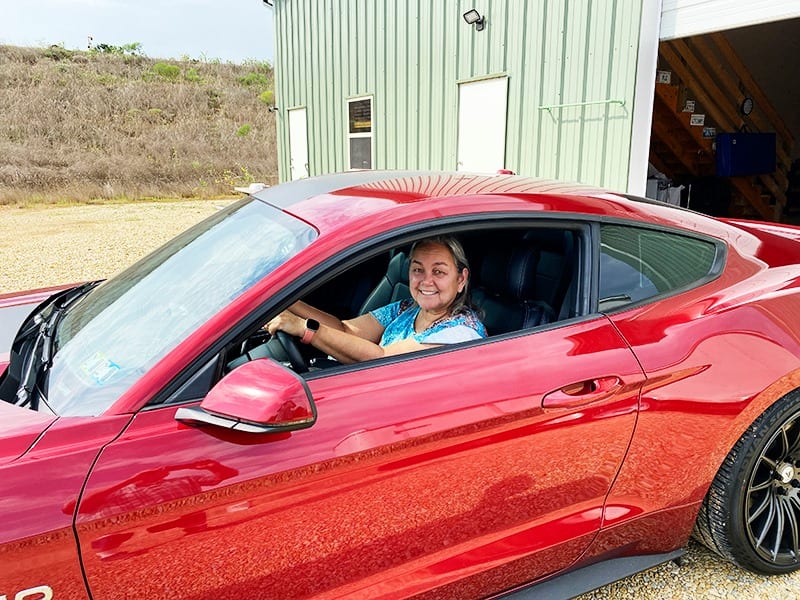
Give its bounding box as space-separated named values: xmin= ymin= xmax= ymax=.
xmin=288 ymin=107 xmax=309 ymax=180
xmin=457 ymin=77 xmax=508 ymax=173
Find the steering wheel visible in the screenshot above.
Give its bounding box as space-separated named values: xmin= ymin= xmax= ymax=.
xmin=275 ymin=331 xmax=308 ymax=373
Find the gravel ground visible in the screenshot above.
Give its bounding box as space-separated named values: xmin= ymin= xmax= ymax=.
xmin=2 ymin=200 xmax=800 ymax=598
xmin=0 ymin=200 xmax=228 ymax=293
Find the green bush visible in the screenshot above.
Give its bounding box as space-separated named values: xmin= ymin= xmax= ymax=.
xmin=43 ymin=45 xmax=73 ymax=61
xmin=236 ymin=124 xmax=252 ymax=137
xmin=238 ymin=72 xmax=269 ymax=87
xmin=184 ymin=67 xmax=201 ymax=82
xmin=258 ymin=90 xmax=274 ymax=106
xmin=150 ymin=62 xmax=180 ymax=80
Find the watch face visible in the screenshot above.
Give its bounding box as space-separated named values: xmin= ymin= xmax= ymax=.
xmin=741 ymin=97 xmax=754 ymax=116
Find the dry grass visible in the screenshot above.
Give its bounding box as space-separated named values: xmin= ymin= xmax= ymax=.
xmin=0 ymin=45 xmax=278 ymax=204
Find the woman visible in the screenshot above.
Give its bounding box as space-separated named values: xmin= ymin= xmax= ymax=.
xmin=266 ymin=236 xmax=486 ymax=364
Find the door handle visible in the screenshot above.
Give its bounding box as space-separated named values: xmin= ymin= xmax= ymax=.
xmin=542 ymin=376 xmax=622 ymax=409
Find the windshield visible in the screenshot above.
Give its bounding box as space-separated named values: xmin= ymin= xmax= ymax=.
xmin=47 ymin=198 xmax=316 ymax=416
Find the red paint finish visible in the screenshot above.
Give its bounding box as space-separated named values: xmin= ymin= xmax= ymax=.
xmin=6 ymin=173 xmax=800 ymax=596
xmin=0 ymin=413 xmax=130 ymax=600
xmin=74 ymin=318 xmax=642 ymax=598
xmin=0 ymin=284 xmax=75 ymax=308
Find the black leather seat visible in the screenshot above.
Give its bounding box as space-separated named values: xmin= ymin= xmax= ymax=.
xmin=358 ymin=251 xmax=411 ymax=314
xmin=523 ymin=229 xmax=574 ymax=319
xmin=472 ymin=245 xmax=556 ymax=335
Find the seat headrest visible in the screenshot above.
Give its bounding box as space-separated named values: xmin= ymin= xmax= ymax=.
xmin=387 ymin=251 xmax=410 ymax=283
xmin=479 ymin=245 xmax=538 ymax=300
xmin=523 ymin=229 xmax=567 ymax=252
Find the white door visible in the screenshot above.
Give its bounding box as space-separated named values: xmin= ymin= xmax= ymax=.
xmin=457 ymin=77 xmax=508 ymax=173
xmin=288 ymin=107 xmax=309 ymax=180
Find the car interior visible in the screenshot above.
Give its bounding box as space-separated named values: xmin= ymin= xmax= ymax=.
xmin=223 ymin=225 xmax=584 ymax=375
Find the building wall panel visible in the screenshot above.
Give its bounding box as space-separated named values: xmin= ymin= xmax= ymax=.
xmin=274 ymin=0 xmax=646 ymax=191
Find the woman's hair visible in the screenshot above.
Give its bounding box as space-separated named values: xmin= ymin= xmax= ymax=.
xmin=410 ymin=235 xmax=472 ymax=315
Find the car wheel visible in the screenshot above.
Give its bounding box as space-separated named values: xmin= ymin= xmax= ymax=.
xmin=695 ymin=390 xmax=800 ymax=574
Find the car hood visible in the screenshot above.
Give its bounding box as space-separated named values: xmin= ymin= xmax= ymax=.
xmin=0 ymin=402 xmax=57 ymax=464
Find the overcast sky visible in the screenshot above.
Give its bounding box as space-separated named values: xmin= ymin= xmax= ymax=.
xmin=0 ymin=0 xmax=275 ymax=63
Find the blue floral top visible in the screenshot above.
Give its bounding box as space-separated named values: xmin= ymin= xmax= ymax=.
xmin=370 ymin=299 xmax=487 ymax=347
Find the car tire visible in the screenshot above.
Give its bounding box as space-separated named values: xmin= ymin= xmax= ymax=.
xmin=695 ymin=390 xmax=800 ymax=574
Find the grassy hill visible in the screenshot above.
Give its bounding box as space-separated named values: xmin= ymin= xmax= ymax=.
xmin=0 ymin=44 xmax=277 ymax=204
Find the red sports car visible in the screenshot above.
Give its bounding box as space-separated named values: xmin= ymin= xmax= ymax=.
xmin=3 ymin=171 xmax=800 ymax=599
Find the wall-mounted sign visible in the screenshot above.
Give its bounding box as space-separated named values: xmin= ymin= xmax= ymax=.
xmin=683 ymin=100 xmax=695 ymax=112
xmin=703 ymin=127 xmax=716 ymax=139
xmin=657 ymin=70 xmax=672 ymax=84
xmin=690 ymin=114 xmax=705 ymax=126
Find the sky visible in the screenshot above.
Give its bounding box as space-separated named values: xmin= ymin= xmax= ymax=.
xmin=0 ymin=0 xmax=275 ymax=63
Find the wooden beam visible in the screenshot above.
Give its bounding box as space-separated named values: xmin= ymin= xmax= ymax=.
xmin=661 ymin=40 xmax=740 ymax=133
xmin=709 ymin=32 xmax=794 ymax=146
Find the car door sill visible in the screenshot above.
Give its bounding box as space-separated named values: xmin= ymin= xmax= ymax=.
xmin=496 ymin=549 xmax=685 ymax=599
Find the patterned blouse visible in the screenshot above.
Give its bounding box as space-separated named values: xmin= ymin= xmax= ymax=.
xmin=370 ymin=299 xmax=487 ymax=347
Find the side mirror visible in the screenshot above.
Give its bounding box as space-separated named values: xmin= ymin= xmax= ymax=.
xmin=175 ymin=359 xmax=317 ymax=434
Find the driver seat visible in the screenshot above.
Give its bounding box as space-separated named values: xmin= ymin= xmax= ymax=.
xmin=358 ymin=251 xmax=411 ymax=315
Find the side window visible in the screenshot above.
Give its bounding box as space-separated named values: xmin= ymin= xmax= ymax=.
xmin=599 ymin=224 xmax=718 ymax=309
xmin=347 ymin=96 xmax=373 ymax=170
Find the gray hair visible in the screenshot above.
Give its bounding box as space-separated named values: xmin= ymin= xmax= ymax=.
xmin=410 ymin=235 xmax=472 ymax=315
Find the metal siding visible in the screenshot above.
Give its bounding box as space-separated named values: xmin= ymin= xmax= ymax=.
xmin=374 ymin=4 xmax=387 ymax=172
xmin=535 ymin=1 xmax=566 ymax=178
xmin=417 ymin=2 xmax=432 ymax=169
xmin=506 ymin=0 xmax=545 ymax=178
xmin=273 ymin=0 xmax=645 ymax=190
xmin=607 ymin=0 xmax=645 ymax=190
xmin=394 ymin=1 xmax=408 ymax=169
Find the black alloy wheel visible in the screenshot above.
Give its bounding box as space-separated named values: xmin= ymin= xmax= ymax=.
xmin=695 ymin=392 xmax=800 ymax=574
xmin=744 ymin=408 xmax=800 ymax=566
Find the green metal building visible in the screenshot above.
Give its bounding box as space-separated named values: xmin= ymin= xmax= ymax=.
xmin=270 ymin=0 xmax=661 ymax=193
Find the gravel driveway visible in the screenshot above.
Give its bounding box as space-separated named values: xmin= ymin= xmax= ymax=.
xmin=2 ymin=200 xmax=800 ymax=599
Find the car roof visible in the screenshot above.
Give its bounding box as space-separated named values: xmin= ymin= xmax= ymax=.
xmin=250 ymin=170 xmax=731 ymax=242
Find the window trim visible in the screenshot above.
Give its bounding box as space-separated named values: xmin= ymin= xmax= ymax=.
xmin=595 ymin=220 xmax=727 ymax=314
xmin=347 ymin=95 xmax=373 ymax=171
xmin=150 ymin=214 xmax=593 ymax=405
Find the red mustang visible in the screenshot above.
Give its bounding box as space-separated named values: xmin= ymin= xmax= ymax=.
xmin=3 ymin=171 xmax=800 ymax=599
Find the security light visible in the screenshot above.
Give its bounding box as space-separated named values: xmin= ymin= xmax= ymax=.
xmin=463 ymin=9 xmax=485 ymax=31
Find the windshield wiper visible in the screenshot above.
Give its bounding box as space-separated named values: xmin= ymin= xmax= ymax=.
xmin=13 ymin=281 xmax=101 ymax=410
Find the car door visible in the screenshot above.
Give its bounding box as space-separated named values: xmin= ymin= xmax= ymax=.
xmin=75 ymin=316 xmax=644 ymax=599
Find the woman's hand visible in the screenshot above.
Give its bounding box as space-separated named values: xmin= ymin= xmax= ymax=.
xmin=265 ymin=310 xmax=306 ymax=338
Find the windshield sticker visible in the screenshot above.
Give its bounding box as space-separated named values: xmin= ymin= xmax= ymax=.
xmin=81 ymin=352 xmax=122 ymax=385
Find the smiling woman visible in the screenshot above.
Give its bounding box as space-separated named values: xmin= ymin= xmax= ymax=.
xmin=266 ymin=235 xmax=487 ymax=364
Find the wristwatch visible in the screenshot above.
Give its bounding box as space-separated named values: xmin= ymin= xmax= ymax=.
xmin=300 ymin=319 xmax=319 ymax=344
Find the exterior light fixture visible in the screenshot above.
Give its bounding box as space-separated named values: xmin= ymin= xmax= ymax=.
xmin=463 ymin=9 xmax=485 ymax=31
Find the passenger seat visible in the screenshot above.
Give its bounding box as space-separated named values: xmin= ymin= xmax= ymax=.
xmin=472 ymin=245 xmax=556 ymax=335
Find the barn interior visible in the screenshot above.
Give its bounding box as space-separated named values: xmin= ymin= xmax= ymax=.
xmin=648 ymin=18 xmax=800 ymax=222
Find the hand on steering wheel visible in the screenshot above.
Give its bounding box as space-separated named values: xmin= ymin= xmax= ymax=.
xmin=274 ymin=331 xmax=308 ymax=373
xmin=266 ymin=310 xmax=308 ymax=373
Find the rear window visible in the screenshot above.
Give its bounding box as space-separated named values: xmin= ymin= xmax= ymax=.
xmin=599 ymin=224 xmax=719 ymax=310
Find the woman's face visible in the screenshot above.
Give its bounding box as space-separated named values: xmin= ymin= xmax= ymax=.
xmin=409 ymin=242 xmax=467 ymax=315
